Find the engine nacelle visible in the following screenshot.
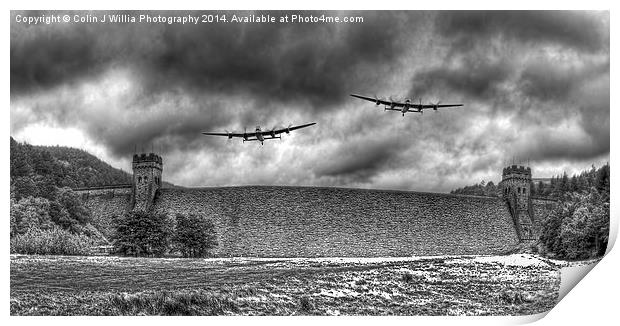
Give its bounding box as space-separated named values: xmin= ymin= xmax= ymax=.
xmin=271 ymin=131 xmax=276 ymax=138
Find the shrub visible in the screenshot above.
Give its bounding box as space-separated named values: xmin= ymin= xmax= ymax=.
xmin=299 ymin=296 xmax=314 ymax=312
xmin=499 ymin=290 xmax=526 ymax=304
xmin=107 ymin=290 xmax=238 ymax=315
xmin=402 ymin=272 xmax=415 ymax=283
xmin=113 ymin=211 xmax=173 ymax=257
xmin=10 ymin=227 xmax=95 ymax=255
xmin=173 ymin=213 xmax=218 ymax=258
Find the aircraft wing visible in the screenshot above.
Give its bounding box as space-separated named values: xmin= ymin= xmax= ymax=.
xmin=416 ymin=104 xmax=464 ymax=110
xmin=350 ymin=94 xmax=406 ymax=107
xmin=201 ymin=131 xmax=246 ymax=138
xmin=265 ymin=122 xmax=317 ymax=136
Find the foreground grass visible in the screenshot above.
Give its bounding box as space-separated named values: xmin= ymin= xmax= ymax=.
xmin=11 ymin=254 xmax=562 ymax=315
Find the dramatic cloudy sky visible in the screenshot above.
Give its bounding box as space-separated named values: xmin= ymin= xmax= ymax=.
xmin=10 ymin=10 xmax=610 ymax=192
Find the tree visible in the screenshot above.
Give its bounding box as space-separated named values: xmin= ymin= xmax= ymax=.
xmin=11 ymin=176 xmax=38 ymax=200
xmin=576 ymin=175 xmax=588 ymax=192
xmin=484 ymin=181 xmax=497 ymax=197
xmin=558 ymin=172 xmax=569 ymax=196
xmin=10 ymin=198 xmax=18 ymax=238
xmin=529 ymin=181 xmax=537 ymax=196
xmin=55 ymin=187 xmax=91 ymax=229
xmin=11 ymin=197 xmax=54 ymax=234
xmin=114 ymin=211 xmax=173 ymax=257
xmin=596 ymin=163 xmax=610 ymax=195
xmin=569 ymin=176 xmax=578 ymax=192
xmin=540 ymin=201 xmax=566 ymax=255
xmin=541 ymin=191 xmax=610 ymax=260
xmin=537 ymin=181 xmax=545 ymax=196
xmin=174 ymin=213 xmax=218 ymax=258
xmin=559 ymin=205 xmax=591 ymax=259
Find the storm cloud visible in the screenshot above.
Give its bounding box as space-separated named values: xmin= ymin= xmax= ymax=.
xmin=10 ymin=10 xmax=610 ymax=191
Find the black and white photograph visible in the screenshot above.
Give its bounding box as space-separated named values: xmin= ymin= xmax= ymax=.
xmin=8 ymin=9 xmax=611 ymax=319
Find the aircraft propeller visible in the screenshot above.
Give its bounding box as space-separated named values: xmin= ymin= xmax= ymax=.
xmin=430 ymin=101 xmax=441 ymax=111
xmin=386 ymin=96 xmax=395 ymax=111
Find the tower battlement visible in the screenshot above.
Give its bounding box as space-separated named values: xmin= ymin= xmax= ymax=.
xmin=132 ymin=153 xmax=163 ymax=165
xmin=502 ymin=165 xmax=532 ymax=179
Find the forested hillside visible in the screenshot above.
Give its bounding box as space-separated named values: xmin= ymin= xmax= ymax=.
xmin=10 ymin=137 xmax=182 ymax=255
xmin=10 ymin=137 xmax=134 ymax=254
xmin=10 ymin=137 xmax=132 ymax=200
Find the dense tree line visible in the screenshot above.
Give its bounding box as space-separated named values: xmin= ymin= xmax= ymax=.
xmin=533 ymin=164 xmax=610 ymax=198
xmin=450 ymin=180 xmax=499 ymax=197
xmin=450 ymin=163 xmax=609 ymax=200
xmin=113 ymin=211 xmax=218 ymax=257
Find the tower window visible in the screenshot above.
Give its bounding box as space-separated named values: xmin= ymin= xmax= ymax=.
xmin=138 ymin=176 xmax=142 ymax=183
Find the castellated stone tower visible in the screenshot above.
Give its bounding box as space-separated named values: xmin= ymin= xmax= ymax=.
xmin=499 ymin=165 xmax=535 ymax=241
xmin=132 ymin=153 xmax=163 ymax=212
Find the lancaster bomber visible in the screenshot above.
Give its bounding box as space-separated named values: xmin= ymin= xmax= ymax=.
xmin=350 ymin=94 xmax=463 ymax=116
xmin=202 ymin=122 xmax=316 ymax=145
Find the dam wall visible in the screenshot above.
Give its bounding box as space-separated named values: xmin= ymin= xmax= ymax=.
xmin=147 ymin=186 xmax=521 ymax=257
xmin=75 ymin=153 xmax=556 ymax=257
xmin=75 ymin=186 xmax=132 ymax=238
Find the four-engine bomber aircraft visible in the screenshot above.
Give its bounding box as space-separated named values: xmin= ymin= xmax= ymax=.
xmin=350 ymin=94 xmax=463 ymax=116
xmin=202 ymin=122 xmax=316 ymax=145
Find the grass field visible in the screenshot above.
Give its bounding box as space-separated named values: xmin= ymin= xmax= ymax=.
xmin=10 ymin=254 xmax=562 ymax=316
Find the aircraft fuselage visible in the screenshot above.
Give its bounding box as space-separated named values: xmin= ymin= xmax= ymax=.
xmin=402 ymin=100 xmax=410 ymax=114
xmin=242 ymin=126 xmax=281 ymax=145
xmin=256 ymin=127 xmax=264 ymax=143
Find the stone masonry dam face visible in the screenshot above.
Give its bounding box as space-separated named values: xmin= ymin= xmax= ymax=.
xmin=77 ymin=157 xmax=553 ymax=257
xmin=148 ymin=186 xmax=519 ymax=257
xmin=81 ymin=186 xmax=523 ymax=257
